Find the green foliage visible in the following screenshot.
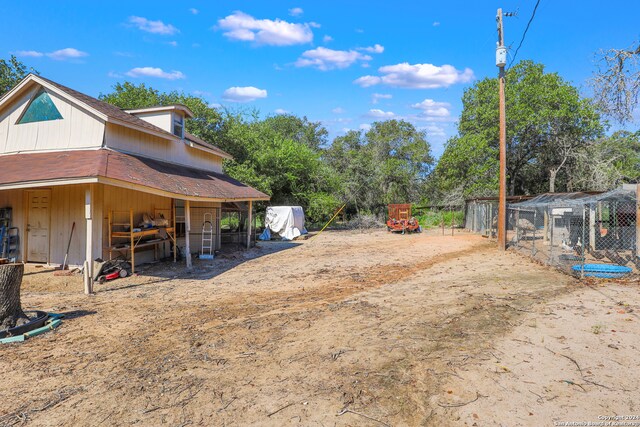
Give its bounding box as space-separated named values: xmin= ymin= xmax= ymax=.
xmin=415 ymin=209 xmax=464 ymax=229
xmin=306 ymin=192 xmax=341 ymax=224
xmin=99 ymin=82 xmax=223 ymax=144
xmin=100 ymin=82 xmax=342 ymax=220
xmin=0 ymin=55 xmax=37 ymax=97
xmin=324 ymin=120 xmax=434 ymax=215
xmin=262 ymin=114 xmax=328 ymax=150
xmin=572 ymin=130 xmax=640 ymax=190
xmin=214 ymin=111 xmax=341 ymax=218
xmin=434 ymin=60 xmax=603 ymax=198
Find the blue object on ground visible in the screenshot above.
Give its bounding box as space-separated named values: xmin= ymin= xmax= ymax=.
xmin=571 ymin=264 xmax=633 ymax=279
xmin=258 ymin=228 xmax=271 ymax=241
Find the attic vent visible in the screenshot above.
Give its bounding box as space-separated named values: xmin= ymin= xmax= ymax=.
xmin=17 ymin=88 xmax=63 ymax=124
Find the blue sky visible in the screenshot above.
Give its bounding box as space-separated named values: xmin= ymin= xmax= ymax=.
xmin=1 ymin=1 xmax=639 ymax=157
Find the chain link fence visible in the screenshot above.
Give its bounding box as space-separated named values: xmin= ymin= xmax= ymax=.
xmin=465 ymin=199 xmax=498 ymax=239
xmin=507 ymin=188 xmax=638 ymax=278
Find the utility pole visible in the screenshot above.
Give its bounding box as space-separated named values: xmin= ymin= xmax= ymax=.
xmin=496 ymin=9 xmax=507 ymax=251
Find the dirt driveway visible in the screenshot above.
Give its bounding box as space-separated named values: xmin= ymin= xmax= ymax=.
xmin=1 ymin=229 xmax=638 ymax=426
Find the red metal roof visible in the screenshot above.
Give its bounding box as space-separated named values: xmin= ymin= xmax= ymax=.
xmin=0 ymin=150 xmax=269 ymax=201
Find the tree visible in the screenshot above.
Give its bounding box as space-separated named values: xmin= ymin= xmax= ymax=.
xmin=0 ymin=56 xmax=34 ymax=330
xmin=591 ymin=43 xmax=640 ymax=124
xmin=0 ymin=55 xmax=36 ymax=97
xmin=571 ymin=130 xmax=640 ymax=191
xmin=0 ymin=263 xmax=28 ymax=330
xmin=324 ymin=120 xmax=434 ymax=215
xmin=430 ymin=134 xmax=498 ymax=200
xmin=262 ymin=114 xmax=328 ymax=150
xmin=99 ymin=82 xmax=223 ymax=145
xmin=217 ymin=111 xmax=341 ymax=222
xmin=435 ymin=60 xmax=603 ymax=197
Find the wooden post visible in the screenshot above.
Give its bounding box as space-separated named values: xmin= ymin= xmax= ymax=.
xmin=451 ymin=208 xmax=454 ymax=236
xmin=247 ymin=200 xmax=252 ymax=249
xmin=84 ymin=186 xmax=94 ymax=294
xmin=129 ymin=209 xmax=135 ymax=274
xmin=185 ymin=199 xmax=192 ymax=269
xmin=543 ymin=209 xmax=549 ymax=243
xmin=497 ymin=8 xmax=507 ymax=251
xmin=172 ymin=199 xmax=177 ymax=263
xmin=589 ymin=203 xmax=596 ymax=251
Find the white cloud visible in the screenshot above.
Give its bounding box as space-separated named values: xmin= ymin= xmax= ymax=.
xmin=359 ymin=123 xmax=372 ymax=131
xmin=420 ymin=124 xmax=446 ymax=137
xmin=353 ymin=75 xmax=381 ymax=87
xmin=14 ymin=48 xmax=89 ymax=61
xmin=371 ymin=93 xmax=392 ymax=104
xmin=274 ymin=108 xmax=289 ymax=114
xmin=167 ymin=41 xmax=178 ymax=47
xmin=189 ymin=8 xmax=199 ymax=15
xmin=222 ymin=86 xmax=268 ymax=102
xmin=354 ymin=63 xmax=474 ymax=89
xmin=125 ymin=67 xmax=186 ymax=80
xmin=359 ymin=44 xmax=384 ymax=54
xmin=107 ymin=71 xmax=123 ymax=78
xmin=295 ymin=47 xmax=371 ymax=70
xmin=365 ymin=109 xmax=396 ymax=119
xmin=410 ymin=98 xmax=451 ymax=118
xmin=433 ymin=21 xmax=441 ymax=27
xmin=47 ymin=48 xmax=89 ymax=61
xmin=323 ymin=35 xmax=333 ymax=43
xmin=289 ymin=7 xmax=304 ymax=17
xmin=128 ymin=16 xmax=179 ymax=35
xmin=14 ymin=50 xmax=44 ymax=58
xmin=332 ymin=107 xmax=345 ymax=114
xmin=217 ymin=11 xmax=314 ymax=46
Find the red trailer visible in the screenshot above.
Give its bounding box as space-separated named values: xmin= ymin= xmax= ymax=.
xmin=386 ymin=204 xmax=421 ymax=233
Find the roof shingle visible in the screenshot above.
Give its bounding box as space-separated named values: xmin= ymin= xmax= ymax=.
xmin=0 ymin=149 xmax=269 ymax=201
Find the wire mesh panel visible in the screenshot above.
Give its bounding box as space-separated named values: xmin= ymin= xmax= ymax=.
xmin=464 ymin=200 xmax=498 ymax=238
xmin=507 ymin=188 xmax=638 ymax=278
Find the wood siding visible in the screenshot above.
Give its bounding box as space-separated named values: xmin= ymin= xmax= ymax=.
xmin=102 ymin=185 xmax=175 ymax=264
xmin=133 ymin=112 xmax=172 ymax=133
xmin=105 ymin=123 xmax=223 ymax=173
xmin=0 ymin=184 xmax=101 ymax=266
xmin=0 ymin=86 xmax=105 ymax=155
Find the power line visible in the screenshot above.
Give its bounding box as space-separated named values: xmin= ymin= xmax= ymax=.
xmin=508 ymin=0 xmax=541 ymax=68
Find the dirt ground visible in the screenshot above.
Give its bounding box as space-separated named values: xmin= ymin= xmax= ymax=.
xmin=1 ymin=229 xmax=639 ymax=426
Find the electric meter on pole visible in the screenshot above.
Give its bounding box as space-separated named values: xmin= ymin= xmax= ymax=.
xmin=496 ymin=44 xmax=507 ymax=68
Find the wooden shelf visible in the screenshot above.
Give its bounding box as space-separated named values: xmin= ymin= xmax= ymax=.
xmin=107 ymin=206 xmax=177 ymax=273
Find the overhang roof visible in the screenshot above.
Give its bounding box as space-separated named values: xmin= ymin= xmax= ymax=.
xmin=0 ymin=149 xmax=269 ymax=201
xmin=126 ymin=104 xmax=195 ymax=118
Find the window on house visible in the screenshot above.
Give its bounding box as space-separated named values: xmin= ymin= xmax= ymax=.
xmin=173 ymin=114 xmax=184 ymax=138
xmin=17 ymin=88 xmax=63 ymax=124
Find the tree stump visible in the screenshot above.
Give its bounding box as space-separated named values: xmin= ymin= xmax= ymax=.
xmin=0 ymin=263 xmax=29 ymax=330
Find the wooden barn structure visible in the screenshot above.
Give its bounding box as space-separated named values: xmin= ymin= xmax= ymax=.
xmin=0 ymin=74 xmax=269 ymax=293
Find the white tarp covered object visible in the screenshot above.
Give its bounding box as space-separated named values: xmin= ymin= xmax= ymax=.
xmin=259 ymin=206 xmax=308 ymax=241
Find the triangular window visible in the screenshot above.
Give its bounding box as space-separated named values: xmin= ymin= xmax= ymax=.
xmin=17 ymin=88 xmax=63 ymax=124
